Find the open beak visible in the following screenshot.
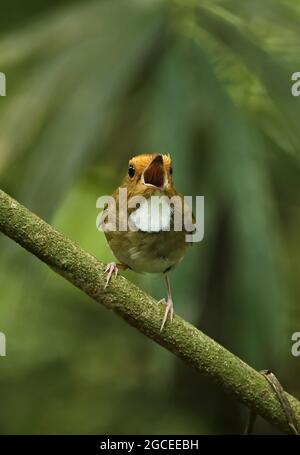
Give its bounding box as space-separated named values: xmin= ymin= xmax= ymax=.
xmin=142 ymin=155 xmax=166 ymax=189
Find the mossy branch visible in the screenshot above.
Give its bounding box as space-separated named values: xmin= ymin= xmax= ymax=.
xmin=0 ymin=188 xmax=299 ymax=434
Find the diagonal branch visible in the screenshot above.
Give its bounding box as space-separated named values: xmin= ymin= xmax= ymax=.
xmin=0 ymin=188 xmax=299 ymax=434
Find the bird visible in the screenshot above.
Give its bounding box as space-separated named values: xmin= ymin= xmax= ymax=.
xmin=99 ymin=153 xmax=194 ymax=331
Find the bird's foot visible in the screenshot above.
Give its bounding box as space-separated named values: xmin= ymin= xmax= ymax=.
xmin=104 ymin=262 xmax=119 ymax=288
xmin=158 ymin=297 xmax=174 ymax=332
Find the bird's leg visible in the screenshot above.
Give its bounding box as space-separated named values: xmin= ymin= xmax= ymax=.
xmin=104 ymin=262 xmax=127 ymax=288
xmin=159 ymin=273 xmax=174 ymax=332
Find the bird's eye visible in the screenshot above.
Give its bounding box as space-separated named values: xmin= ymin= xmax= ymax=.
xmin=128 ymin=164 xmax=135 ymax=178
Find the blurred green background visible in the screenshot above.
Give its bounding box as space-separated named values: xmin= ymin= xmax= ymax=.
xmin=0 ymin=0 xmax=300 ymax=435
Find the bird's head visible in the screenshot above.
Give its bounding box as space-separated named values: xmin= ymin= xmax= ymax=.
xmin=122 ymin=153 xmax=175 ymax=198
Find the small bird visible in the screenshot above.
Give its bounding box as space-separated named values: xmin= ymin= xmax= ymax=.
xmin=100 ymin=153 xmax=194 ymax=331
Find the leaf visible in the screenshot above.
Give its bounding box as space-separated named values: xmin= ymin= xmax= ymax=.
xmin=0 ymin=0 xmax=164 ymax=218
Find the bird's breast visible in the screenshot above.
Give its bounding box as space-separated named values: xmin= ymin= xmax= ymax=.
xmin=104 ymin=194 xmax=188 ymax=274
xmin=114 ymin=230 xmax=187 ymax=273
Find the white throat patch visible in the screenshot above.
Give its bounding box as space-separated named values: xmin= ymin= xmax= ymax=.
xmin=129 ymin=196 xmax=172 ymax=232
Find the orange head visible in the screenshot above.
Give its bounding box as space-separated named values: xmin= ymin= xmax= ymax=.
xmin=120 ymin=153 xmax=175 ymax=198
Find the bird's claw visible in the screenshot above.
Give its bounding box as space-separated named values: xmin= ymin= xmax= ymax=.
xmin=159 ymin=298 xmax=174 ymax=332
xmin=104 ymin=262 xmax=119 ymax=288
